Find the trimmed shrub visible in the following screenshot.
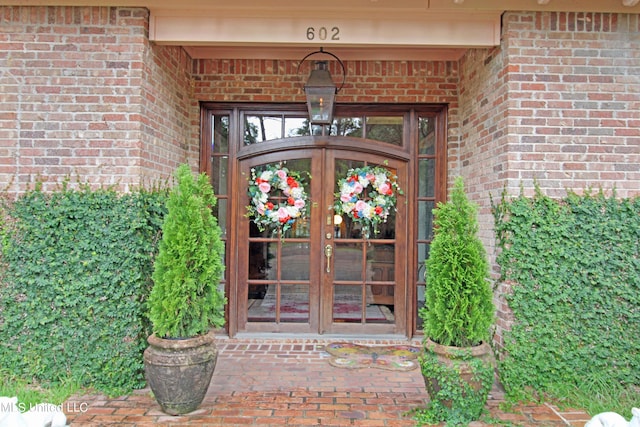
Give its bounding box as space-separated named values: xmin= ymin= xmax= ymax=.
xmin=421 ymin=176 xmax=494 ymax=347
xmin=148 ymin=164 xmax=226 ymax=338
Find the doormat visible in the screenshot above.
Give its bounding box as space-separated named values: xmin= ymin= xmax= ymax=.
xmin=324 ymin=342 xmax=422 ymax=371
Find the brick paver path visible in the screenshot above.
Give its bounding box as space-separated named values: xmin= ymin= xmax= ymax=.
xmin=64 ymin=337 xmax=592 ymax=426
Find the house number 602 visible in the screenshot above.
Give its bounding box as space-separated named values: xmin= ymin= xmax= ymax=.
xmin=306 ymin=26 xmax=340 ymax=41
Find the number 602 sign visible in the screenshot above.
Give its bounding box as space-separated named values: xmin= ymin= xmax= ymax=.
xmin=306 ymin=26 xmax=341 ymax=41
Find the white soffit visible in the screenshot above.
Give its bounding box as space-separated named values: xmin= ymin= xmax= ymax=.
xmin=149 ymin=9 xmax=501 ymax=60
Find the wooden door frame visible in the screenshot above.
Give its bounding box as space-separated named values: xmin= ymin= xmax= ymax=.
xmin=199 ymin=103 xmax=449 ymax=338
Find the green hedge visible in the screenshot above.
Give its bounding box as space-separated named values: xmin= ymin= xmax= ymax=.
xmin=0 ymin=184 xmax=166 ymax=395
xmin=493 ymin=189 xmax=640 ymax=399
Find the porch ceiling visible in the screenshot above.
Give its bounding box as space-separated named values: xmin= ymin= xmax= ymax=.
xmin=4 ymin=0 xmax=639 ymax=60
xmin=5 ymin=0 xmax=638 ymax=11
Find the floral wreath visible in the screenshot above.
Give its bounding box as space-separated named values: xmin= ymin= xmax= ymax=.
xmin=333 ymin=164 xmax=402 ymax=239
xmin=246 ymin=163 xmax=308 ymax=235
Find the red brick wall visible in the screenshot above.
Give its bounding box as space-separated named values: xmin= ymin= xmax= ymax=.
xmin=0 ymin=6 xmax=196 ymax=196
xmin=503 ymin=11 xmax=640 ymax=199
xmin=457 ymin=12 xmax=640 ymax=231
xmin=193 ymin=59 xmax=459 ymax=105
xmin=457 ymin=45 xmax=511 ymax=347
xmin=140 ymin=43 xmax=197 ymax=182
xmin=458 ymin=46 xmax=509 ymax=245
xmin=456 ymin=11 xmax=640 ymax=348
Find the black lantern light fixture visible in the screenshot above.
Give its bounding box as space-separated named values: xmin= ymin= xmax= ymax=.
xmin=298 ymin=48 xmax=345 ymax=126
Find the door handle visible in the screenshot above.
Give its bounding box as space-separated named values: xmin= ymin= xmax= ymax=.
xmin=324 ymin=244 xmax=333 ymax=273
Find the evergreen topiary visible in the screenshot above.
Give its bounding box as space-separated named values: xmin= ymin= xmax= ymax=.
xmin=415 ymin=177 xmax=496 ymax=426
xmin=147 ymin=164 xmax=226 ymax=338
xmin=420 ymin=176 xmax=494 ymax=347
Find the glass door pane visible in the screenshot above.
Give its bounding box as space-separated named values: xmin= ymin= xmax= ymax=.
xmin=323 ymin=153 xmax=404 ymax=334
xmin=245 ymin=158 xmax=313 ymax=327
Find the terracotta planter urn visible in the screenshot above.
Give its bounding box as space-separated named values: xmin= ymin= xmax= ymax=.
xmin=143 ymin=329 xmax=218 ymax=415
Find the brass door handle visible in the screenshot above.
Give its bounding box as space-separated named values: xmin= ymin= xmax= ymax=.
xmin=324 ymin=244 xmax=333 ymax=273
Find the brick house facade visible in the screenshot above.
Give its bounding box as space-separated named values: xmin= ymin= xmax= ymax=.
xmin=1 ymin=4 xmax=638 ymax=341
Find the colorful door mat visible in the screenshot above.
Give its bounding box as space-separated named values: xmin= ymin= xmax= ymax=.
xmin=323 ymin=342 xmax=422 ymax=371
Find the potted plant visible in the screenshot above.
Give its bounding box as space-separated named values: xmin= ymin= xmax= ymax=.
xmin=143 ymin=164 xmax=226 ymax=415
xmin=417 ymin=176 xmax=495 ymax=426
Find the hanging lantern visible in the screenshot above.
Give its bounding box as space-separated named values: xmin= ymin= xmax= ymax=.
xmin=298 ymin=48 xmax=346 ymax=126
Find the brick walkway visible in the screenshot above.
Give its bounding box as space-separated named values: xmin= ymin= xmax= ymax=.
xmin=64 ymin=336 xmax=591 ymax=426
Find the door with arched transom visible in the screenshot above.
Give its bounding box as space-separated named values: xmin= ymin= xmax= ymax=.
xmin=235 ymin=140 xmax=408 ymax=335
xmin=201 ymin=103 xmax=446 ymax=337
